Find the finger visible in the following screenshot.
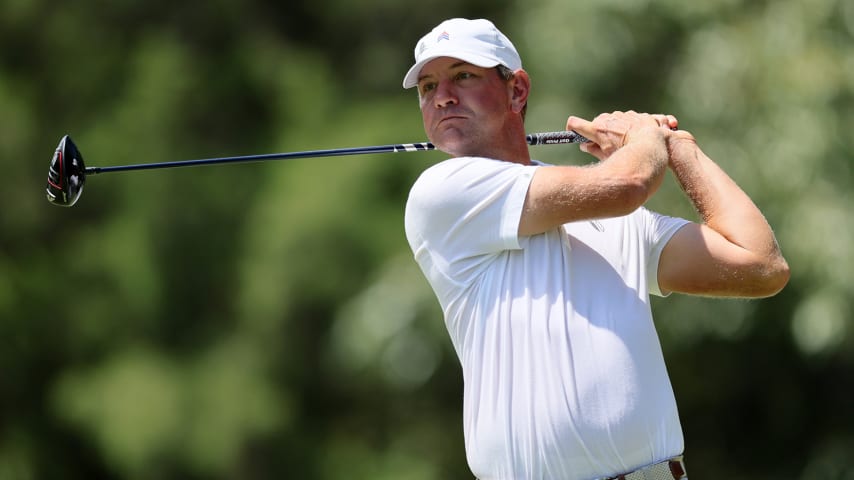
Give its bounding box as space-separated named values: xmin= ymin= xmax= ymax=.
xmin=580 ymin=140 xmax=610 ymax=160
xmin=666 ymin=115 xmax=679 ymax=130
xmin=650 ymin=114 xmax=679 ymax=131
xmin=594 ymin=112 xmax=615 ymax=124
xmin=651 ymin=114 xmax=669 ymax=127
xmin=566 ymin=115 xmax=598 ymax=140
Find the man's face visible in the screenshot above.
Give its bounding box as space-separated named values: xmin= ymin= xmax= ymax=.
xmin=416 ymin=57 xmax=514 ymax=157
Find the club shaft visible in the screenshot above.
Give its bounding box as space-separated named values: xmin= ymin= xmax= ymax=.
xmin=84 ymin=131 xmax=588 ymax=175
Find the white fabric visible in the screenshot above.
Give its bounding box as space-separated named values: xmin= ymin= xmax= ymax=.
xmin=404 ymin=156 xmax=690 ymax=480
xmin=402 ymin=18 xmax=522 ymax=89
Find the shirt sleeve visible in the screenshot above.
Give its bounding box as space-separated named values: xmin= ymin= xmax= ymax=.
xmin=641 ymin=207 xmax=691 ymax=297
xmin=404 ymin=156 xmax=536 ymax=287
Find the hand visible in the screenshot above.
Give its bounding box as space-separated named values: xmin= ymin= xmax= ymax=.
xmin=566 ymin=111 xmax=678 ymax=161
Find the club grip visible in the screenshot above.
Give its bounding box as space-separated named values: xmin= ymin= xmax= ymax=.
xmin=526 ymin=131 xmax=589 ymax=145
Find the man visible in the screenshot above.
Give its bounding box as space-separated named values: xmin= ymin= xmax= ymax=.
xmin=402 ymin=18 xmax=789 ymax=480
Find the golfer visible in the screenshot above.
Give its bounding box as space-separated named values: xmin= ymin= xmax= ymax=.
xmin=402 ymin=18 xmax=789 ymax=480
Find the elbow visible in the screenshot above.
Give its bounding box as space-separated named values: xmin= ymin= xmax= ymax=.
xmin=752 ymin=255 xmax=791 ymax=298
xmin=766 ymin=256 xmax=791 ymax=296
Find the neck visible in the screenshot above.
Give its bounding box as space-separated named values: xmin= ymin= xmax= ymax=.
xmin=447 ymin=123 xmax=532 ymax=165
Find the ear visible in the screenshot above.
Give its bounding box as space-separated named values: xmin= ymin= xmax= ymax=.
xmin=509 ymin=69 xmax=531 ymax=115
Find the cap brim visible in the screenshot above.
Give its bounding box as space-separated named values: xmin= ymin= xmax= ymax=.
xmin=402 ymin=51 xmax=503 ymax=89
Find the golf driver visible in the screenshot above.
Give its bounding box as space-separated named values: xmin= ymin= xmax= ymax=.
xmin=45 ymin=131 xmax=588 ymax=207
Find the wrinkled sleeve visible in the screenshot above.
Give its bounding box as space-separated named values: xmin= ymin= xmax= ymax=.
xmin=640 ymin=207 xmax=691 ymax=297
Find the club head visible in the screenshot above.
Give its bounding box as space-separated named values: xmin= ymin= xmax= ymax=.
xmin=46 ymin=135 xmax=86 ymax=207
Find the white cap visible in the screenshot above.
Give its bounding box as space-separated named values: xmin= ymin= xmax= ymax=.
xmin=402 ymin=18 xmax=522 ymax=89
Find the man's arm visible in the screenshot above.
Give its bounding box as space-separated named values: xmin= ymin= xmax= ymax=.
xmin=519 ymin=112 xmax=671 ymax=236
xmin=657 ymin=131 xmax=790 ymax=298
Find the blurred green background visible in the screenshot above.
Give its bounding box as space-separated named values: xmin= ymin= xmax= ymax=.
xmin=2 ymin=0 xmax=853 ymax=478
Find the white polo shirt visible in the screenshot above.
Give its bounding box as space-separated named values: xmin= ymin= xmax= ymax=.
xmin=404 ymin=156 xmax=690 ymax=480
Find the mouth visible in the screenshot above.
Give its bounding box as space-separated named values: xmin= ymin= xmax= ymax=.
xmin=437 ymin=115 xmax=467 ymax=127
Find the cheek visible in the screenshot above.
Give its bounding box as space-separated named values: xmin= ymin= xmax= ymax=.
xmin=469 ymin=84 xmax=510 ymax=115
xmin=419 ymin=106 xmax=435 ymax=136
xmin=418 ymin=91 xmax=434 ymax=110
xmin=419 ymin=99 xmax=438 ymax=123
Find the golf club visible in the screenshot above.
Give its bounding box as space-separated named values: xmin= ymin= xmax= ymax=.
xmin=45 ymin=131 xmax=588 ymax=207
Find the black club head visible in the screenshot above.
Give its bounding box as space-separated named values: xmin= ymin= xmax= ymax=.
xmin=46 ymin=135 xmax=86 ymax=207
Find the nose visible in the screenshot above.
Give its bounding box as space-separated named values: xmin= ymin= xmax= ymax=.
xmin=433 ymin=79 xmax=458 ymax=109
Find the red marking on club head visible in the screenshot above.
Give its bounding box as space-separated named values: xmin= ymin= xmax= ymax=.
xmin=47 ymin=150 xmax=64 ymax=190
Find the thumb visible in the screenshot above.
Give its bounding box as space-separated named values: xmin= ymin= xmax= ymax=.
xmin=568 ymin=116 xmax=608 ymax=161
xmin=566 ymin=115 xmax=597 ymax=141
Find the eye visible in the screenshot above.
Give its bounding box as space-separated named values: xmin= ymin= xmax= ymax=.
xmin=419 ymin=82 xmax=436 ymax=94
xmin=455 ymin=71 xmax=474 ymax=81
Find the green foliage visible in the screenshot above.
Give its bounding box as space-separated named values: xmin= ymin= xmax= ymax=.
xmin=1 ymin=0 xmax=852 ymax=478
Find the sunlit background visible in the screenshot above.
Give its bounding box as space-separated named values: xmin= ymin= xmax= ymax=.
xmin=1 ymin=0 xmax=853 ymax=478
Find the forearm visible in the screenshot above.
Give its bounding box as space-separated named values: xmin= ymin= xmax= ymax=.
xmin=668 ymin=134 xmax=784 ymax=262
xmin=519 ymin=128 xmax=668 ymax=236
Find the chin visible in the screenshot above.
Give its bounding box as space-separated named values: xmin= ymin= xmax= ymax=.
xmin=432 ymin=133 xmax=475 ymax=157
xmin=436 ymin=141 xmax=471 ymax=158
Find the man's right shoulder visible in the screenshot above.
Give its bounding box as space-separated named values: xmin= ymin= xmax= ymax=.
xmin=419 ymin=155 xmax=492 ymax=173
xmin=413 ymin=156 xmax=514 ymax=188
